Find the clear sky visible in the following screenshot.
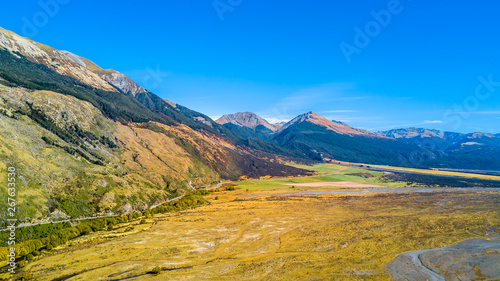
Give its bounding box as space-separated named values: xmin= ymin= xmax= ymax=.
xmin=1 ymin=0 xmax=499 ymax=133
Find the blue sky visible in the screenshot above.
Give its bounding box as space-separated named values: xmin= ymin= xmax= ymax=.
xmin=1 ymin=0 xmax=499 ymax=133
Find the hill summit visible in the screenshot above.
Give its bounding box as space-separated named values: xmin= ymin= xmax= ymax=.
xmin=216 ymin=112 xmax=279 ymax=132
xmin=278 ymin=111 xmax=379 ymax=137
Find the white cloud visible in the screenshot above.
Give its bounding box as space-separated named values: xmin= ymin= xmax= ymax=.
xmin=334 ymin=96 xmax=369 ymax=101
xmin=327 ymin=116 xmax=382 ymax=123
xmin=368 ymin=120 xmax=444 ymax=131
xmin=454 ymin=111 xmax=500 ymax=114
xmin=321 ymin=110 xmax=359 ymax=113
xmin=264 ymin=82 xmax=357 ymax=121
xmin=264 ymin=117 xmax=291 ymax=124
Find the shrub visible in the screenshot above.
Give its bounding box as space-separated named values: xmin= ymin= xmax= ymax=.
xmin=150 ymin=266 xmax=162 ymax=275
xmin=17 ymin=260 xmax=27 ymax=268
xmin=26 ymin=254 xmax=34 ymax=262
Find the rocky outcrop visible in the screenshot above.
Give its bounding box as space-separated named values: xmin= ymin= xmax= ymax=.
xmin=59 ymin=50 xmax=146 ymax=96
xmin=95 ymin=70 xmax=146 ymax=96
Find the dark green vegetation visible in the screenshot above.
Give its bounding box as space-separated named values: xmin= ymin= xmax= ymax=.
xmin=49 ymin=177 xmax=114 ymax=218
xmin=134 ymin=92 xmax=240 ymax=140
xmin=0 ymin=216 xmax=128 ymax=268
xmin=0 ymin=222 xmax=71 ymax=245
xmin=273 ymin=121 xmax=432 ymax=166
xmin=425 ymin=149 xmax=500 ymax=170
xmin=381 ymin=171 xmax=500 ymax=188
xmin=0 ymin=49 xmax=166 ymax=124
xmin=220 ymin=123 xmax=274 ymax=142
xmin=149 ymin=193 xmax=206 ymax=215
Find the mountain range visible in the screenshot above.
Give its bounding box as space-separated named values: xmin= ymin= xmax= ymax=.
xmin=378 ymin=128 xmax=500 ymax=169
xmin=0 ymin=26 xmax=498 ymax=222
xmin=0 ymin=27 xmax=309 ymax=222
xmin=217 ymin=111 xmax=500 ymax=169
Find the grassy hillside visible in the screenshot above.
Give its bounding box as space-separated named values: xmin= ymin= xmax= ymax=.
xmin=0 ymin=81 xmax=310 ymax=223
xmin=0 ymin=85 xmax=220 ymax=222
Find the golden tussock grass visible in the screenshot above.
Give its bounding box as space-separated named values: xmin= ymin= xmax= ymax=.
xmin=21 ymin=189 xmax=500 ymax=280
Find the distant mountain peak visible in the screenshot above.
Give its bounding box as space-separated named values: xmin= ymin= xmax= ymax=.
xmin=216 ymin=112 xmax=278 ymax=131
xmin=279 ymin=111 xmax=378 ymax=137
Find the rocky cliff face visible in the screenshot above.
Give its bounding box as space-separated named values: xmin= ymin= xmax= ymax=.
xmin=60 ymin=50 xmax=146 ymax=96
xmin=0 ymin=27 xmax=117 ymax=92
xmin=95 ymin=70 xmax=146 ymax=96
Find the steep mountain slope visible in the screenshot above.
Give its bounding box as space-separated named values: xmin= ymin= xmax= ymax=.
xmin=0 ymin=27 xmax=240 ymax=140
xmin=60 ymin=47 xmax=237 ymax=139
xmin=273 ymin=112 xmax=435 ymax=166
xmin=216 ymin=112 xmax=278 ymax=141
xmin=0 ymin=27 xmax=116 ymax=92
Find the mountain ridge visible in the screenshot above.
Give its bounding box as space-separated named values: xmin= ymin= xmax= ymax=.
xmin=378 ymin=127 xmax=500 ymax=169
xmin=0 ymin=27 xmax=117 ymax=92
xmin=278 ymin=111 xmax=384 ymax=137
xmin=60 ymin=50 xmax=147 ymax=96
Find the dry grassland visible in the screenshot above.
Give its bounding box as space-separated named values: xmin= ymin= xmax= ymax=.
xmin=23 ymin=188 xmax=500 ymax=280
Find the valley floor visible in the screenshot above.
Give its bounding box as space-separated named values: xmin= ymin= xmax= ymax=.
xmin=20 ymin=185 xmax=500 ymax=280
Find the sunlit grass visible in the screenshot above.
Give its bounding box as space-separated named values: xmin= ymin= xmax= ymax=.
xmin=233 ymin=163 xmax=406 ymax=191
xmin=360 ymin=163 xmax=500 ymax=181
xmin=22 ymin=189 xmax=500 ymax=280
